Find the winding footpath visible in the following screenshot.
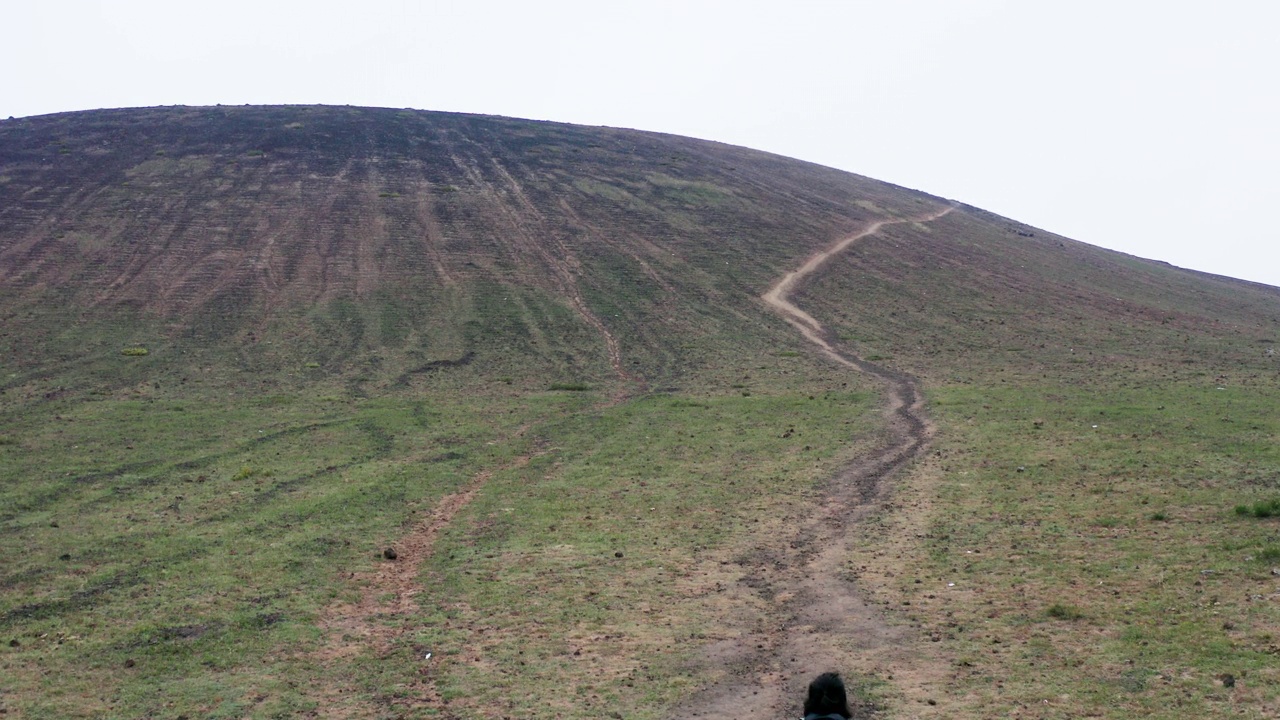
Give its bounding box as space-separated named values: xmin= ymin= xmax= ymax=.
xmin=678 ymin=203 xmax=956 ymax=719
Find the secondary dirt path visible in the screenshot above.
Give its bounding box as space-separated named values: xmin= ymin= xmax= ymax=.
xmin=677 ymin=204 xmax=955 ymax=719
xmin=310 ymin=434 xmax=544 ymax=718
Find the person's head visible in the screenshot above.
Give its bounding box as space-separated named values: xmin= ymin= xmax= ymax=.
xmin=803 ymin=672 xmax=852 ymax=718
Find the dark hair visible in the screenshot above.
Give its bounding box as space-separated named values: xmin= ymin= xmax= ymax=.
xmin=803 ymin=672 xmax=853 ymax=718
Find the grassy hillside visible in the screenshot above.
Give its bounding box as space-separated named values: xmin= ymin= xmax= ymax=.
xmin=1 ymin=106 xmax=1277 ymax=719
xmin=802 ymin=208 xmax=1280 ymax=718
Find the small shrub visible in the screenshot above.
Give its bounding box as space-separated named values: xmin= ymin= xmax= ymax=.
xmin=1150 ymin=511 xmax=1168 ymax=522
xmin=0 ymin=435 xmax=16 ymax=446
xmin=231 ymin=466 xmax=257 ymax=482
xmin=120 ymin=347 xmax=149 ymax=356
xmin=246 ymin=150 xmax=264 ymax=157
xmin=1046 ymin=603 xmax=1085 ymax=620
xmin=304 ymin=362 xmax=321 ymax=369
xmin=1257 ymin=547 xmax=1280 ymax=563
xmin=1251 ymin=499 xmax=1280 ymax=518
xmin=669 ymin=399 xmax=709 ymax=409
xmin=1235 ymin=499 xmax=1280 ymax=518
xmin=549 ymin=383 xmax=589 ymax=392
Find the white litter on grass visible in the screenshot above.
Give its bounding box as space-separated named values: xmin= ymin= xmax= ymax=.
xmin=1092 ymin=425 xmax=1098 ymax=428
xmin=424 ymin=652 xmax=432 ymax=660
xmin=947 ymin=582 xmax=956 ymax=587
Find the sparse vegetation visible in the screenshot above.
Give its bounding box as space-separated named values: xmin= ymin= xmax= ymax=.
xmin=120 ymin=346 xmax=149 ymax=356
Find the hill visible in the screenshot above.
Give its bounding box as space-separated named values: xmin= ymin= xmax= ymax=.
xmin=1 ymin=106 xmax=1278 ymax=719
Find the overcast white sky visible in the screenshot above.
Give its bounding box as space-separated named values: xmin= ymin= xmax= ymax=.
xmin=5 ymin=1 xmax=1278 ymax=287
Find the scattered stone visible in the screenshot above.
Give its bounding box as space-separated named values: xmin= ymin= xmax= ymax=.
xmin=59 ymin=553 xmax=71 ymax=561
xmin=123 ymin=658 xmax=135 ymax=668
xmin=8 ymin=639 xmax=19 ymax=648
xmin=614 ymin=551 xmax=624 ymax=558
xmin=1220 ymin=673 xmax=1236 ymax=688
xmin=383 ymin=547 xmax=398 ymax=560
xmin=49 ymin=521 xmax=58 ymax=528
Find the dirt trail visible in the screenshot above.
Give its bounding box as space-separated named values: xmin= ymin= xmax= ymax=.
xmin=762 ymin=205 xmax=953 ymax=368
xmin=677 ymin=204 xmax=955 ymax=719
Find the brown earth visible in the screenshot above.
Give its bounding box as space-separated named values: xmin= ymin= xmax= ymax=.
xmin=0 ymin=105 xmax=948 ymax=391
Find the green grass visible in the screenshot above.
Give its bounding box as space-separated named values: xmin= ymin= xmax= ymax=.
xmin=412 ymin=389 xmax=880 ymax=716
xmin=0 ymin=377 xmax=566 ymax=718
xmin=0 ymin=307 xmax=882 ymax=718
xmin=853 ymin=381 xmax=1280 ymax=718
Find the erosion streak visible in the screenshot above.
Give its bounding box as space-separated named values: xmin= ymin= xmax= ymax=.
xmin=446 ymin=134 xmax=642 ymax=396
